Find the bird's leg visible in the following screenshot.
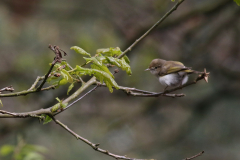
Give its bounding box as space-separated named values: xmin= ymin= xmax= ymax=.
xmin=178 ymin=72 xmax=185 ymax=89
xmin=163 ymin=86 xmax=168 ymax=92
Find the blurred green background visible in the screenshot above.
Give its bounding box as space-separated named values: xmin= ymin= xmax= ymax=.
xmin=0 ymin=0 xmax=240 ymax=159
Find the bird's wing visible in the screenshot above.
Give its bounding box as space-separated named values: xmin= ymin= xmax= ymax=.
xmin=164 ymin=61 xmax=192 ymax=74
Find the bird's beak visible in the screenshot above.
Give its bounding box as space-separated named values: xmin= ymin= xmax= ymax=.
xmin=145 ymin=68 xmax=150 ymax=71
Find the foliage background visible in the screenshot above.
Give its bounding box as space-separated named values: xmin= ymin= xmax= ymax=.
xmin=0 ymin=0 xmax=240 ymax=159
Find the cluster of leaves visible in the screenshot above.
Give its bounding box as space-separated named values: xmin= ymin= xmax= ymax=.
xmin=0 ymin=136 xmax=47 ymax=160
xmin=47 ymin=46 xmax=132 ymax=93
xmin=42 ymin=46 xmax=132 ymax=124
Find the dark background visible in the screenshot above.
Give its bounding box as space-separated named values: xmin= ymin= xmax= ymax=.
xmin=0 ymin=0 xmax=240 ymax=159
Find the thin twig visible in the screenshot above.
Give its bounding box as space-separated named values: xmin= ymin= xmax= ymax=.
xmin=0 ymin=85 xmax=57 ymax=97
xmin=27 ymin=76 xmax=44 ymax=91
xmin=0 ymin=86 xmax=14 ymax=93
xmin=183 ymin=151 xmax=204 ymax=160
xmin=0 ymin=110 xmax=17 ymax=116
xmin=54 ymin=85 xmax=98 ymax=116
xmin=118 ymin=0 xmax=186 ymax=59
xmin=0 ymin=109 xmax=51 ymax=118
xmin=36 ymin=63 xmax=55 ymax=91
xmin=37 ymin=45 xmax=67 ymax=91
xmin=51 ymin=117 xmax=150 ymax=160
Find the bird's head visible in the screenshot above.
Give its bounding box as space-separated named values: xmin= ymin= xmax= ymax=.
xmin=145 ymin=59 xmax=166 ymax=76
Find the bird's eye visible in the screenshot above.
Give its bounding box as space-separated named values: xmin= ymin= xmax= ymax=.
xmin=155 ymin=66 xmax=158 ymax=69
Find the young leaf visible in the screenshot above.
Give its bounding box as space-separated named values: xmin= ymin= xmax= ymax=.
xmin=61 ymin=103 xmax=68 ymax=109
xmin=56 ymin=97 xmax=61 ymax=103
xmin=96 ymin=47 xmax=130 ymax=64
xmin=96 ymin=47 xmax=122 ymax=56
xmin=84 ymin=57 xmax=102 ymax=66
xmin=51 ymin=103 xmax=60 ymax=112
xmin=123 ymin=55 xmax=130 ymax=64
xmin=61 ymin=69 xmax=73 ymax=83
xmin=105 ymin=57 xmax=132 ymax=75
xmin=70 ymin=46 xmax=91 ymax=57
xmin=60 ymin=61 xmax=71 ymax=70
xmin=75 ymin=65 xmax=119 ymax=92
xmin=91 ymin=63 xmax=114 ymax=78
xmin=43 ymin=115 xmax=52 ymax=124
xmin=67 ymin=83 xmax=74 ymax=95
xmin=58 ymin=78 xmax=68 ymax=85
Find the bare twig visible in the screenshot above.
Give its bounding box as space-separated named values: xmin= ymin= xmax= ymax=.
xmin=51 ymin=117 xmax=150 ymax=160
xmin=27 ymin=76 xmax=44 ymax=91
xmin=183 ymin=151 xmax=204 ymax=160
xmin=118 ymin=0 xmax=186 ymax=59
xmin=37 ymin=45 xmax=68 ymax=91
xmin=54 ymin=85 xmax=98 ymax=116
xmin=0 ymin=86 xmax=14 ymax=93
xmin=0 ymin=85 xmax=57 ymax=98
xmin=36 ymin=63 xmax=55 ymax=91
xmin=0 ymin=108 xmax=51 ymax=118
xmin=0 ymin=110 xmax=17 ymax=116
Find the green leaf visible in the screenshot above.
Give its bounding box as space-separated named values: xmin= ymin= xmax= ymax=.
xmin=96 ymin=47 xmax=130 ymax=65
xmin=0 ymin=145 xmax=14 ymax=156
xmin=96 ymin=47 xmax=122 ymax=57
xmin=234 ymin=0 xmax=240 ymax=5
xmin=123 ymin=55 xmax=130 ymax=64
xmin=67 ymin=83 xmax=75 ymax=95
xmin=43 ymin=115 xmax=52 ymax=124
xmin=70 ymin=46 xmax=91 ymax=57
xmin=0 ymin=99 xmax=3 ymax=107
xmin=60 ymin=61 xmax=71 ymax=70
xmin=105 ymin=57 xmax=132 ymax=75
xmin=61 ymin=103 xmax=68 ymax=109
xmin=61 ymin=69 xmax=73 ymax=83
xmin=51 ymin=98 xmax=67 ymax=112
xmin=75 ymin=65 xmax=119 ymax=92
xmin=58 ymin=78 xmax=68 ymax=85
xmin=91 ymin=64 xmax=114 ymax=78
xmin=84 ymin=55 xmax=114 ymax=78
xmin=56 ymin=97 xmax=61 ymax=103
xmin=171 ymin=0 xmax=175 ymax=2
xmin=84 ymin=57 xmax=102 ymax=66
xmin=51 ymin=103 xmax=60 ymax=112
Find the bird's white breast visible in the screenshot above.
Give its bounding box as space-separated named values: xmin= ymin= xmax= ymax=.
xmin=159 ymin=72 xmax=188 ymax=87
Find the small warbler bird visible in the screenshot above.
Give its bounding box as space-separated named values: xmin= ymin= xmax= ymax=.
xmin=145 ymin=59 xmax=194 ymax=91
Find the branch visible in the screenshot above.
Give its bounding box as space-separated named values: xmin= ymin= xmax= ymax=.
xmin=36 ymin=45 xmax=67 ymax=91
xmin=0 ymin=45 xmax=70 ymax=97
xmin=98 ymin=70 xmax=209 ymax=98
xmin=0 ymin=85 xmax=57 ymax=98
xmin=51 ymin=117 xmax=151 ymax=160
xmin=118 ymin=0 xmax=186 ymax=59
xmin=0 ymin=86 xmax=14 ymax=93
xmin=27 ymin=76 xmax=44 ymax=91
xmin=183 ymin=151 xmax=204 ymax=160
xmin=54 ymin=85 xmax=98 ymax=116
xmin=0 ymin=77 xmax=97 ymax=118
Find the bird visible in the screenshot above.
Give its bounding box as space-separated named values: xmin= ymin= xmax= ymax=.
xmin=145 ymin=59 xmax=194 ymax=91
